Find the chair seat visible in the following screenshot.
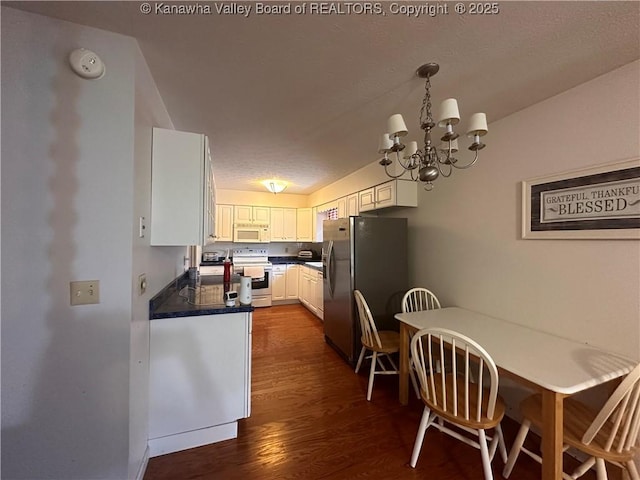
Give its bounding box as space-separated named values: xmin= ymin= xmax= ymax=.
xmin=361 ymin=330 xmax=400 ymax=354
xmin=521 ymin=394 xmax=639 ymax=463
xmin=423 ymin=373 xmax=506 ymax=430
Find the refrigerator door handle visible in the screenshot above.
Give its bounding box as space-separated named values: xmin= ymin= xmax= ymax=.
xmin=327 ymin=240 xmax=335 ymax=298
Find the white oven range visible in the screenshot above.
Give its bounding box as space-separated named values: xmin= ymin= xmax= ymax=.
xmin=232 ymin=248 xmax=272 ymax=308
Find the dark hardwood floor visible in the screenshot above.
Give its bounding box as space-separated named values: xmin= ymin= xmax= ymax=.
xmin=144 ymin=304 xmax=595 ymax=480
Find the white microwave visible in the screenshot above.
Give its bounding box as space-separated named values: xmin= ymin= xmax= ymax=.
xmin=233 ymin=223 xmax=270 ymax=243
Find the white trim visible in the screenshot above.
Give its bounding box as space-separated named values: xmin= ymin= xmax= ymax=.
xmin=134 ymin=446 xmax=150 ymax=480
xmin=148 ymin=422 xmax=238 ymax=458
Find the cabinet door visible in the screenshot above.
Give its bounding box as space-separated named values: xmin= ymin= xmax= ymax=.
xmin=151 ymin=128 xmax=208 ymax=246
xmin=308 ymin=272 xmax=318 ymax=314
xmin=271 ymin=265 xmax=286 ymax=300
xmin=316 ymin=271 xmax=324 ymax=319
xmin=203 ymin=136 xmax=215 ymax=245
xmin=285 ymin=264 xmax=299 ymax=299
xmin=347 ymin=193 xmax=359 ymax=216
xmin=253 ymin=207 xmax=270 ymax=224
xmin=296 ymin=208 xmax=313 ymax=241
xmin=282 ymin=208 xmax=297 ymax=241
xmin=375 ymin=181 xmax=396 ymax=209
xmin=358 ymin=187 xmax=376 ymax=212
xmin=234 ymin=205 xmax=253 ymax=223
xmin=337 ymin=197 xmax=347 ymax=218
xmin=215 ymin=204 xmax=234 ymax=242
xmin=270 ymin=208 xmax=285 ymax=241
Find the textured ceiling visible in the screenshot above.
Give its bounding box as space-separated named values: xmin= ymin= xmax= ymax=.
xmin=8 ymin=1 xmax=640 ymax=194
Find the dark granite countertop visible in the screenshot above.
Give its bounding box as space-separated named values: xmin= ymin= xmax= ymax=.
xmin=150 ymin=272 xmax=254 ymax=319
xmin=269 ymin=256 xmax=321 ymax=264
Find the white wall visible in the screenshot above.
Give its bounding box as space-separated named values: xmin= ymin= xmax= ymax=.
xmin=1 ymin=8 xmax=186 ymax=479
xmin=217 ymin=188 xmax=309 ymax=207
xmin=401 ymin=61 xmax=640 ymax=417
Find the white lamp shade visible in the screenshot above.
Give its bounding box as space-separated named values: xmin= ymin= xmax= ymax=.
xmin=262 ymin=179 xmax=287 ymax=193
xmin=467 ymin=113 xmax=488 ymax=136
xmin=403 ymin=141 xmax=418 ymax=159
xmin=439 ymin=138 xmax=459 ymax=153
xmin=437 ymin=98 xmax=460 ymax=127
xmin=387 ymin=114 xmax=408 ymax=137
xmin=377 ymin=133 xmax=393 ymax=154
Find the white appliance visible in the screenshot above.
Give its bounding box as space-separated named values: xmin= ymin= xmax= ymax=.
xmin=233 ymin=223 xmax=270 ymax=243
xmin=232 ymin=248 xmax=272 ymax=307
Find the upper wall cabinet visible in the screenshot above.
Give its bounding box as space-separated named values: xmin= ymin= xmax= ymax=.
xmin=234 ymin=205 xmax=270 ymax=225
xmin=270 ymin=207 xmax=297 ymax=242
xmin=214 ymin=204 xmax=234 ymax=242
xmin=151 ymin=127 xmax=215 ymax=246
xmin=358 ymin=180 xmax=417 ymax=213
xmin=296 ymin=208 xmax=313 ymax=242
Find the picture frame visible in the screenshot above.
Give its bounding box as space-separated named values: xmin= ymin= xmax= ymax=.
xmin=521 ymin=158 xmax=640 ymax=239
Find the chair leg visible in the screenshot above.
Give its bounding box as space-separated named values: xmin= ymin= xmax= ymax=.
xmin=409 ymin=360 xmax=420 ymax=399
xmin=570 ymin=457 xmax=596 ymax=479
xmin=595 ymin=458 xmax=608 ymax=480
xmin=410 ymin=406 xmax=432 ymax=468
xmin=495 ymin=424 xmax=508 ymax=463
xmin=503 ymin=419 xmax=531 ymax=478
xmin=355 ymin=346 xmax=366 ymax=373
xmin=366 ymin=352 xmax=377 ymax=401
xmin=626 ymin=460 xmax=640 ymax=480
xmin=478 ymin=429 xmax=494 ymax=480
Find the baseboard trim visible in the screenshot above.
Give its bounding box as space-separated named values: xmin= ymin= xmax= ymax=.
xmin=134 ymin=446 xmax=149 ymax=480
xmin=148 ymin=422 xmax=238 ymax=458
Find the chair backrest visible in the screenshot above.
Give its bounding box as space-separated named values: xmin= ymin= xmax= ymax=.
xmin=582 ymin=363 xmax=640 ymax=454
xmin=402 ymin=287 xmax=441 ymax=313
xmin=354 ymin=290 xmax=381 ymax=349
xmin=410 ymin=327 xmax=500 ymax=422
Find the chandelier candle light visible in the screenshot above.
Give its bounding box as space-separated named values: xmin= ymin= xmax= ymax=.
xmin=379 ymin=63 xmax=488 ymax=190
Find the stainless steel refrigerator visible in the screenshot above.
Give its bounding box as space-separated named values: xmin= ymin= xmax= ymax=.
xmin=323 ymin=216 xmax=408 ymax=365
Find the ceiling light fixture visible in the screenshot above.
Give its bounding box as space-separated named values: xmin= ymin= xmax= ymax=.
xmin=379 ymin=62 xmax=488 ymax=191
xmin=262 ymin=179 xmax=288 ymax=194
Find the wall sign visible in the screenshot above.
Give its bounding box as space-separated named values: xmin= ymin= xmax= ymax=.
xmin=522 ymin=159 xmax=640 ymax=239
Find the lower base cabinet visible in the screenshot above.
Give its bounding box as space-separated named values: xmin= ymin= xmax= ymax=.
xmin=148 ymin=312 xmax=252 ymax=456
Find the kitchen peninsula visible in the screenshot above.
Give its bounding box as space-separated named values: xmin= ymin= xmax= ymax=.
xmin=148 ymin=274 xmax=253 ymax=457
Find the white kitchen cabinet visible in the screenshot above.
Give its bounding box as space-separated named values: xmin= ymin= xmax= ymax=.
xmin=214 ymin=204 xmax=234 ymax=242
xmin=271 ymin=265 xmax=287 ymax=301
xmin=273 ymin=263 xmax=300 ymax=303
xmin=285 ymin=264 xmax=299 ymax=299
xmin=296 ymin=208 xmax=313 ymax=241
xmin=347 ymin=193 xmax=359 ymax=216
xmin=309 ymin=271 xmax=318 ymax=315
xmin=148 ymin=312 xmax=252 ymax=456
xmin=298 ymin=265 xmax=323 ymax=318
xmin=270 ymin=208 xmax=297 ymax=242
xmin=234 ymin=205 xmax=270 ymax=224
xmin=316 ymin=270 xmax=324 ymax=320
xmin=358 ymin=180 xmax=418 ymax=212
xmin=337 ymin=197 xmax=347 ymax=218
xmin=358 ymin=187 xmax=376 ymax=212
xmin=151 ymin=127 xmax=215 ymax=246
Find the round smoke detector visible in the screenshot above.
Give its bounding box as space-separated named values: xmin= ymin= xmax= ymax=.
xmin=69 ymin=48 xmax=106 ymax=80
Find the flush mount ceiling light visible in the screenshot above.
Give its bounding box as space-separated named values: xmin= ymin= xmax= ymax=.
xmin=379 ymin=62 xmax=488 ymax=191
xmin=262 ymin=179 xmax=288 ymax=194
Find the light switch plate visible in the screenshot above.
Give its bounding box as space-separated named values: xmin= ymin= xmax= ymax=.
xmin=70 ymin=280 xmax=100 ymax=305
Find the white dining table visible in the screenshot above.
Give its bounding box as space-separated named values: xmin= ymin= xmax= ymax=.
xmin=395 ymin=307 xmax=637 ymax=480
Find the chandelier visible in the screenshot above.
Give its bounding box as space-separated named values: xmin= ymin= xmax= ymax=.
xmin=379 ymin=63 xmax=488 ymax=191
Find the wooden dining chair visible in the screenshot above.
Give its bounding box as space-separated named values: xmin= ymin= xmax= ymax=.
xmin=409 ymin=327 xmax=508 ymax=480
xmin=402 ymin=287 xmax=441 ymax=313
xmin=402 ymin=287 xmax=442 ymax=398
xmin=353 ymin=290 xmax=400 ymax=401
xmin=503 ymin=363 xmax=640 ymax=480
